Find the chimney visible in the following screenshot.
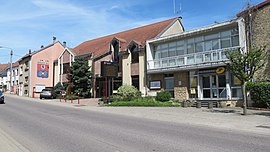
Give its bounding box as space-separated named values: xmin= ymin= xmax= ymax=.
xmin=53 ymin=36 xmax=56 ymax=43
xmin=29 ymin=49 xmax=32 ymax=54
xmin=41 ymin=45 xmax=44 ymax=48
xmin=63 ymin=41 xmax=66 ymax=47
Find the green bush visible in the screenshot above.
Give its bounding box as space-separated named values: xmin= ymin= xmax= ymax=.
xmin=117 ymin=84 xmax=141 ymax=101
xmin=156 ymin=91 xmax=172 ymax=102
xmin=247 ymin=82 xmax=270 ymax=108
xmin=108 ymin=98 xmax=180 ymax=107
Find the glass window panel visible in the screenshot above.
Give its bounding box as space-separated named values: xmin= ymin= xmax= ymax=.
xmin=219 ymin=88 xmax=227 ymax=98
xmin=161 ymin=51 xmax=168 ymax=58
xmin=221 ymin=39 xmax=231 ymax=48
xmin=203 ymin=90 xmax=211 ymax=98
xmin=232 ymin=88 xmax=242 ymax=98
xmin=195 ymin=42 xmax=203 ymax=53
xmin=187 ymin=44 xmax=194 ymax=54
xmin=205 ymin=33 xmax=219 ymax=40
xmin=187 ymin=56 xmax=195 ymax=64
xmin=232 ymin=35 xmax=239 ymax=46
xmin=187 ymin=38 xmax=194 ymax=43
xmin=169 ymin=42 xmax=177 ymax=47
xmin=176 ymin=45 xmax=185 ymax=55
xmin=218 ymin=75 xmax=226 ymax=87
xmin=211 ymin=75 xmax=217 ymax=88
xmin=205 ymin=41 xmax=212 ymax=51
xmin=160 ymin=44 xmax=168 ymax=49
xmin=168 ymin=47 xmax=176 ymax=57
xmin=190 ymin=77 xmax=197 ymax=87
xmin=212 ymin=40 xmax=219 ymax=50
xmin=165 ymin=78 xmax=174 ymax=90
xmin=231 ymin=28 xmax=239 ymax=36
xmin=221 ymin=30 xmax=230 ymax=38
xmin=232 ymin=75 xmax=241 ymax=86
xmin=195 ymin=36 xmax=203 ymax=42
xmin=212 ymin=89 xmax=218 ymax=98
xmin=154 ymin=51 xmax=160 ymax=59
xmin=177 ymin=40 xmax=184 ymax=46
xmin=202 ymin=76 xmax=210 ymax=88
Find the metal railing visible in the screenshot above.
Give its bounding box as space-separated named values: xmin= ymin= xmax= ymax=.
xmin=147 ymin=46 xmax=240 ymax=70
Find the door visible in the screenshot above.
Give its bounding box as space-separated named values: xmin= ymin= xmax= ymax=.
xmin=201 ymin=74 xmax=226 ymax=99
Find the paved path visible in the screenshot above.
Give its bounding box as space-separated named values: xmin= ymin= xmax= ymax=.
xmin=0 ymin=95 xmax=270 ymax=152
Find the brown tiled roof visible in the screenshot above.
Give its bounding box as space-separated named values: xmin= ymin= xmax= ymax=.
xmin=237 ymin=0 xmax=270 ymax=17
xmin=0 ymin=64 xmax=8 ymax=72
xmin=12 ymin=61 xmax=19 ymax=67
xmin=73 ymin=17 xmax=178 ymax=56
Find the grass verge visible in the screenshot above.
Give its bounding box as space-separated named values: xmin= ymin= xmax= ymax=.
xmin=108 ymin=100 xmax=180 ymax=107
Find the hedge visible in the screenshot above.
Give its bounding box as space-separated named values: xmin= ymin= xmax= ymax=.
xmin=247 ymin=82 xmax=270 ymax=108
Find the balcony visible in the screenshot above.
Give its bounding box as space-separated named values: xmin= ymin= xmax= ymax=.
xmin=147 ymin=47 xmax=240 ymax=72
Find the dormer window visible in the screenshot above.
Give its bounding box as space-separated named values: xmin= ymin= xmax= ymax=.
xmin=112 ymin=40 xmax=119 ymax=62
xmin=130 ymin=44 xmax=139 ymax=63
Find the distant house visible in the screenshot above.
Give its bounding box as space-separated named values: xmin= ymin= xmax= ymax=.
xmin=6 ymin=61 xmax=20 ymax=94
xmin=18 ymin=37 xmax=65 ymax=97
xmin=0 ymin=64 xmax=9 ymax=91
xmin=56 ymin=17 xmax=184 ymax=98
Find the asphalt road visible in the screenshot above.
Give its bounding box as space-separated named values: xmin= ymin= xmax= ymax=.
xmin=0 ymin=96 xmax=270 ymax=152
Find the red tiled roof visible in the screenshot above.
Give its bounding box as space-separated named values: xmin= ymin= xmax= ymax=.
xmin=237 ymin=0 xmax=270 ymax=17
xmin=0 ymin=64 xmax=8 ymax=72
xmin=12 ymin=61 xmax=19 ymax=67
xmin=73 ymin=18 xmax=178 ymax=56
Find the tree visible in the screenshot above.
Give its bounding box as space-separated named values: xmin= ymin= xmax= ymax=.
xmin=226 ymin=47 xmax=266 ymax=115
xmin=69 ymin=57 xmax=92 ymax=98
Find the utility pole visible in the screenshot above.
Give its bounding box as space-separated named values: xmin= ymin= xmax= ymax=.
xmin=10 ymin=49 xmax=13 ymax=94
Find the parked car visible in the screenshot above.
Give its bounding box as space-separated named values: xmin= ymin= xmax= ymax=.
xmin=40 ymin=88 xmax=57 ymax=99
xmin=0 ymin=91 xmax=4 ymax=104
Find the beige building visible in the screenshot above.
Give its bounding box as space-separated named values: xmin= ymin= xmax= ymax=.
xmin=146 ymin=18 xmax=247 ymax=107
xmin=57 ymin=17 xmax=184 ymax=98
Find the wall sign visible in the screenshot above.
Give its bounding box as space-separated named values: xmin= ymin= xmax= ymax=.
xmin=216 ymin=67 xmax=226 ymax=74
xmin=37 ymin=61 xmax=49 ymax=78
xmin=101 ymin=61 xmax=118 ymax=77
xmin=149 ymin=80 xmax=161 ymax=90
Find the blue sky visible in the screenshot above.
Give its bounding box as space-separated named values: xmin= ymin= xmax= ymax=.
xmin=0 ymin=0 xmax=264 ymax=64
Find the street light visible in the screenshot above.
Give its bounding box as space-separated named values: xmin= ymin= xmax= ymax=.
xmin=0 ymin=46 xmax=13 ymax=94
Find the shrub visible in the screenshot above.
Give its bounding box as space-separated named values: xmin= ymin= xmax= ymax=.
xmin=156 ymin=91 xmax=171 ymax=102
xmin=247 ymin=82 xmax=270 ymax=108
xmin=117 ymin=84 xmax=141 ymax=101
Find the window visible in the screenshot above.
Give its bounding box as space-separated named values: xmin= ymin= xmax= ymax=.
xmin=130 ymin=45 xmax=139 ymax=63
xmin=221 ymin=38 xmax=231 ymax=48
xmin=187 ymin=44 xmax=194 ymax=54
xmin=63 ymin=63 xmax=70 ymax=74
xmin=112 ymin=40 xmax=119 ymax=62
xmin=195 ymin=42 xmax=203 ymax=53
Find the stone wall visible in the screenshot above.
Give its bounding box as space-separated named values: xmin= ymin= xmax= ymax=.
xmin=174 ymin=71 xmax=189 ymax=100
xmin=251 ymin=4 xmax=270 ymax=81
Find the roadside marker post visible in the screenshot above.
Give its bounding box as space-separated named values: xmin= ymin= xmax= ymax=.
xmin=78 ymin=93 xmax=80 ymax=105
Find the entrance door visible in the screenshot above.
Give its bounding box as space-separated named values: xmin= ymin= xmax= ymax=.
xmin=201 ymin=74 xmax=226 ymax=99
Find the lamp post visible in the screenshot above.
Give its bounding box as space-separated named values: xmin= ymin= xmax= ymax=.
xmin=0 ymin=46 xmax=13 ymax=94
